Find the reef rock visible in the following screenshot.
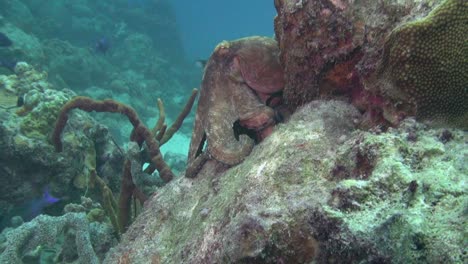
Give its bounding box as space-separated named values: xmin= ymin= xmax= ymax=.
xmin=0 ymin=21 xmax=45 ymax=66
xmin=374 ymin=0 xmax=467 ymax=128
xmin=104 ymin=100 xmax=466 ymax=263
xmin=0 ymin=63 xmax=123 ymax=228
xmin=42 ymin=38 xmax=113 ymax=89
xmin=274 ymin=0 xmax=467 ymax=128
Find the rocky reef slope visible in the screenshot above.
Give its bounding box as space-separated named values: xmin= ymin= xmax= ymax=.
xmin=104 ymin=0 xmax=467 ymax=262
xmin=105 ymin=100 xmax=466 ymax=263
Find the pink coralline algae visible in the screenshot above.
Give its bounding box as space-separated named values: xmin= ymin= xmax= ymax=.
xmin=274 ymin=0 xmax=466 ymax=128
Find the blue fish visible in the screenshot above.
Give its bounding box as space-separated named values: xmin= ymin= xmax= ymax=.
xmin=22 ymin=186 xmax=61 ymax=221
xmin=0 ymin=186 xmax=61 ymax=231
xmin=94 ymin=37 xmax=111 ymax=54
xmin=0 ymin=32 xmax=12 ymax=47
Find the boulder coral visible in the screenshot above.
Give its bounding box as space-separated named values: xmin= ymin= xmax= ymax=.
xmin=374 ymin=0 xmax=468 ymax=128
xmin=274 ymin=0 xmax=466 ymax=128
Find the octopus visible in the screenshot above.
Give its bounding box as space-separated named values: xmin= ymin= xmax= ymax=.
xmin=186 ymin=36 xmax=285 ymax=176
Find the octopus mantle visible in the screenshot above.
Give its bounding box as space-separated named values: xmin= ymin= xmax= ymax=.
xmin=187 ymin=36 xmax=284 ymax=172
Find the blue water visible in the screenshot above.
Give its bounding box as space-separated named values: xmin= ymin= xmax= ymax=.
xmin=0 ymin=0 xmax=277 ymax=226
xmin=172 ymin=1 xmax=276 ymax=60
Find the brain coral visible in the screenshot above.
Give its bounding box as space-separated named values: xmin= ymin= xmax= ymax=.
xmin=376 ymin=0 xmax=467 ymax=128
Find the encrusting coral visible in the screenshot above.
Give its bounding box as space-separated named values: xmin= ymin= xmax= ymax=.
xmin=274 ymin=0 xmax=467 ymax=129
xmin=0 ymin=213 xmax=99 ymax=263
xmin=104 ymin=100 xmax=467 ymax=263
xmin=374 ymin=0 xmax=467 ymax=128
xmin=274 ymin=0 xmax=365 ymax=108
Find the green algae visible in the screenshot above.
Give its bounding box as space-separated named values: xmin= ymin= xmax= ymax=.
xmin=109 ymin=101 xmax=466 ymax=263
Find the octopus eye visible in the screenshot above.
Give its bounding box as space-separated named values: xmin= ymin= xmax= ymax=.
xmin=214 ymin=41 xmax=231 ymax=55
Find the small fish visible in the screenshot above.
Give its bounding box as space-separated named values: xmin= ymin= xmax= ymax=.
xmin=94 ymin=37 xmax=111 ymax=54
xmin=0 ymin=59 xmax=17 ymax=72
xmin=0 ymin=186 xmax=61 ymax=230
xmin=24 ymin=186 xmax=61 ymax=221
xmin=0 ymin=32 xmax=12 ymax=47
xmin=0 ymin=89 xmax=19 ymax=109
xmin=16 ymin=95 xmax=24 ymax=107
xmin=195 ymin=59 xmax=207 ymax=68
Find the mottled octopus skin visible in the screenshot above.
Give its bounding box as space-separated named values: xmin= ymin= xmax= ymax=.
xmin=188 ymin=36 xmax=284 ymax=167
